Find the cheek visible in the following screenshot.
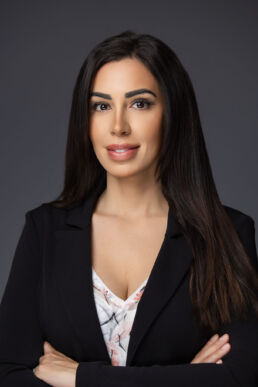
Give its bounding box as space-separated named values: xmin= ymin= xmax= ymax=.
xmin=137 ymin=115 xmax=162 ymax=149
xmin=89 ymin=119 xmax=104 ymax=146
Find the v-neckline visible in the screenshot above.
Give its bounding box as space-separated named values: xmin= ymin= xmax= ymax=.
xmin=92 ymin=267 xmax=148 ymax=304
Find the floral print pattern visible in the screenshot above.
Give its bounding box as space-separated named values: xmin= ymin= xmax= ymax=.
xmin=92 ymin=267 xmax=148 ymax=366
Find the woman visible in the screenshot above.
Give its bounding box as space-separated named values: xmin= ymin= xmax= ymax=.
xmin=0 ymin=30 xmax=257 ymax=387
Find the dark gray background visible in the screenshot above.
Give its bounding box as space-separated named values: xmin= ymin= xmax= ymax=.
xmin=1 ymin=0 xmax=257 ymax=299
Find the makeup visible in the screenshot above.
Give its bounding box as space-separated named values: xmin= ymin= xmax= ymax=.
xmin=107 ymin=146 xmax=140 ymax=161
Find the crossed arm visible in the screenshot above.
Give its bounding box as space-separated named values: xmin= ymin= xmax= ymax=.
xmin=0 ymin=211 xmax=257 ymax=386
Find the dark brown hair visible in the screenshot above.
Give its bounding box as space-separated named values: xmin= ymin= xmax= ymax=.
xmin=43 ymin=30 xmax=258 ymax=331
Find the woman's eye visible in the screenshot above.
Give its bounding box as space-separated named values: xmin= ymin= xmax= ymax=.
xmin=91 ymin=102 xmax=110 ymax=112
xmin=132 ymin=99 xmax=153 ymax=109
xmin=91 ymin=98 xmax=154 ymax=112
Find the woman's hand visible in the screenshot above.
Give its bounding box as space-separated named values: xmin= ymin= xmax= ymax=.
xmin=190 ymin=333 xmax=231 ymax=364
xmin=33 ymin=341 xmax=79 ymax=387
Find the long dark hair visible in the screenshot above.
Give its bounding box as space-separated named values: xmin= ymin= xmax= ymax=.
xmin=43 ymin=30 xmax=258 ymax=331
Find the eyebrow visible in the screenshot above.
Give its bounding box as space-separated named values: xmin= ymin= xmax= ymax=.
xmin=90 ymin=88 xmax=157 ymax=99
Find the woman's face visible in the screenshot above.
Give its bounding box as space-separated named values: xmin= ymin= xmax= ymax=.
xmin=89 ymin=57 xmax=164 ymax=179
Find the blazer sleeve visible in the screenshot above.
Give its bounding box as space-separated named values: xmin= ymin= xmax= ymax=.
xmin=75 ymin=216 xmax=258 ymax=387
xmin=0 ymin=211 xmax=107 ymax=386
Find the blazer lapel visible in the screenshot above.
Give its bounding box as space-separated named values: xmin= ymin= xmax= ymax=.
xmin=126 ymin=226 xmax=193 ymax=365
xmin=53 ymin=184 xmax=111 ymax=363
xmin=52 ymin=184 xmax=194 ymax=366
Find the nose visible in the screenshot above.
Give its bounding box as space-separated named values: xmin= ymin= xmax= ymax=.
xmin=110 ymin=106 xmax=131 ymax=136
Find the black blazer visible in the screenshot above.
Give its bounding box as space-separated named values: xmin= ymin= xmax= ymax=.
xmin=0 ymin=186 xmax=258 ymax=387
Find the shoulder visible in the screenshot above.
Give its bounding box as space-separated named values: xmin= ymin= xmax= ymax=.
xmin=24 ymin=202 xmax=68 ymax=234
xmin=223 ymin=204 xmax=258 ymax=270
xmin=222 ymin=204 xmax=255 ymax=229
xmin=25 ymin=201 xmax=255 ymax=229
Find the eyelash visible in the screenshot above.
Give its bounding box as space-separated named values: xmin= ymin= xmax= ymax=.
xmin=91 ymin=98 xmax=154 ymax=112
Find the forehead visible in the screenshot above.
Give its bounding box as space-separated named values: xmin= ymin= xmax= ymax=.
xmin=91 ymin=58 xmax=160 ymax=94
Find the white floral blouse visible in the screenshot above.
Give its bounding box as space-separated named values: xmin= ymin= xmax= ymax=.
xmin=92 ymin=267 xmax=148 ymax=366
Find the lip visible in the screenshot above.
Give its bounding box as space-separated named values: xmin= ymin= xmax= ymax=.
xmin=106 ymin=143 xmax=140 ymax=150
xmin=107 ymin=146 xmax=140 ymax=161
